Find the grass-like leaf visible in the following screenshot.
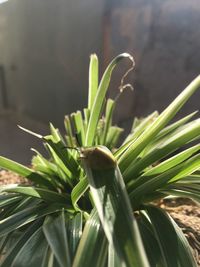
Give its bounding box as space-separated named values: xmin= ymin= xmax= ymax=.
xmin=143 ymin=144 xmax=200 ymax=176
xmin=72 ymin=209 xmax=107 ymax=267
xmin=71 ymin=111 xmax=86 ymax=146
xmin=43 ymin=211 xmax=71 ymax=267
xmin=11 ymin=226 xmax=48 ymax=267
xmin=119 ymin=75 xmax=200 ymax=172
xmin=124 ymin=119 xmax=200 ymax=181
xmin=0 ymin=185 xmax=70 ymax=204
xmin=0 ymin=156 xmax=53 ymax=188
xmin=85 ymin=53 xmax=134 ymax=146
xmin=0 ymin=54 xmax=199 ymax=266
xmin=0 ymin=219 xmax=43 ymax=267
xmin=71 ymin=177 xmax=88 ymax=211
xmin=145 ymin=205 xmax=197 ymax=267
xmin=82 ymin=146 xmax=150 ymax=267
xmin=88 ymin=54 xmax=99 ymax=111
xmin=67 ymin=213 xmax=83 ymax=258
xmin=0 ymin=203 xmax=64 ymax=237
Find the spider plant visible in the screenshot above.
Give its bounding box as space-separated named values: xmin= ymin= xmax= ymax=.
xmin=0 ymin=53 xmax=200 ymax=267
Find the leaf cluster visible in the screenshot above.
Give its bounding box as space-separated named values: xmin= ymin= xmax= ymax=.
xmin=0 ymin=53 xmax=200 ymax=266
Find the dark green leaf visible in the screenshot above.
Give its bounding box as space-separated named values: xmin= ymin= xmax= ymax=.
xmin=11 ymin=226 xmax=48 ymax=267
xmin=0 ymin=203 xmax=64 ymax=237
xmin=72 ymin=209 xmax=107 ymax=267
xmin=145 ymin=205 xmax=197 ymax=267
xmin=43 ymin=211 xmax=71 ymax=267
xmin=1 ymin=219 xmax=43 ymax=267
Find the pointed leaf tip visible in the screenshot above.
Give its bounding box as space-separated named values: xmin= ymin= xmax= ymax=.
xmin=18 ymin=125 xmax=43 ymax=139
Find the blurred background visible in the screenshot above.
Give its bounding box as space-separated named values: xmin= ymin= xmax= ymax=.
xmin=0 ymin=0 xmax=200 ymax=163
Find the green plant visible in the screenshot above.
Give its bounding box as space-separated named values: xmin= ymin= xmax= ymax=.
xmin=0 ymin=53 xmax=200 ymax=267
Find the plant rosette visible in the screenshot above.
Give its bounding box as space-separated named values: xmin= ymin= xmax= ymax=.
xmin=0 ymin=53 xmax=200 ymax=267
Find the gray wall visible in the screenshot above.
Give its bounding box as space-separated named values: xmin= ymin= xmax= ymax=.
xmin=0 ymin=0 xmax=104 ymax=127
xmin=0 ymin=0 xmax=200 ymax=129
xmin=108 ymin=0 xmax=200 ymax=127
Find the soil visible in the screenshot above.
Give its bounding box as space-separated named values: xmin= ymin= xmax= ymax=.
xmin=160 ymin=198 xmax=200 ymax=266
xmin=0 ymin=170 xmax=30 ymax=185
xmin=0 ymin=170 xmax=200 ymax=265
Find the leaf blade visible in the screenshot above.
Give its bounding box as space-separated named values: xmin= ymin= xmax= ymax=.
xmin=119 ymin=75 xmax=200 ymax=172
xmin=85 ymin=53 xmax=134 ymax=146
xmin=43 ymin=211 xmax=71 ymax=267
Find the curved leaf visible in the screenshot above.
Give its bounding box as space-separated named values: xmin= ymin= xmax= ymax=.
xmin=145 ymin=205 xmax=197 ymax=267
xmin=85 ymin=53 xmax=134 ymax=146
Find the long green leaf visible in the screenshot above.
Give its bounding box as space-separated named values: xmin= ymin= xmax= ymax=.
xmin=148 ymin=111 xmax=198 ymax=144
xmin=67 ymin=213 xmax=83 ymax=258
xmin=0 ymin=219 xmax=43 ymax=267
xmin=141 ymin=119 xmax=200 ymax=158
xmin=41 ymin=247 xmax=60 ymax=267
xmin=45 ymin=138 xmax=79 ymax=177
xmin=11 ymin=226 xmax=48 ymax=267
xmin=0 ymin=203 xmax=64 ymax=237
xmin=124 ymin=119 xmax=200 ymax=181
xmin=85 ymin=53 xmax=134 ymax=146
xmin=161 ymin=184 xmax=200 ymax=203
xmin=45 ymin=143 xmax=73 ymax=187
xmin=5 ymin=197 xmax=41 ymax=216
xmin=31 ymin=151 xmax=66 ymax=190
xmin=143 ymin=144 xmax=200 ymax=176
xmin=117 ymin=111 xmax=159 ymax=157
xmin=138 ymin=212 xmax=164 ymax=267
xmin=128 ymin=154 xmax=200 ymax=208
xmin=108 ymin=244 xmax=126 ymax=267
xmin=119 ymin=75 xmax=200 ymax=172
xmin=0 ymin=194 xmax=22 ymax=208
xmin=116 ymin=111 xmax=197 ymax=160
xmin=49 ymin=123 xmax=65 ymax=144
xmin=43 ymin=211 xmax=71 ymax=267
xmin=0 ymin=232 xmax=18 ymax=259
xmin=168 ymin=154 xmax=200 ymax=183
xmin=101 ymin=99 xmax=115 ymax=145
xmin=71 ymin=111 xmax=86 ymax=146
xmin=81 ymin=146 xmax=149 ymax=267
xmin=179 ymin=174 xmax=200 ymax=184
xmin=71 ymin=177 xmax=88 ymax=211
xmin=145 ymin=205 xmax=197 ymax=267
xmin=72 ymin=209 xmax=107 ymax=267
xmin=0 ymin=156 xmax=53 ymax=188
xmin=88 ymin=54 xmax=99 ymax=110
xmin=106 ymin=126 xmax=123 ymax=149
xmin=64 ymin=115 xmax=75 ymax=147
xmin=1 ymin=185 xmax=70 ymax=204
xmin=170 ymin=215 xmax=198 ymax=267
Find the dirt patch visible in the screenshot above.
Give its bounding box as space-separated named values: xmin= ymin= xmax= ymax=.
xmin=160 ymin=198 xmax=200 ymax=266
xmin=0 ymin=170 xmax=29 ymax=185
